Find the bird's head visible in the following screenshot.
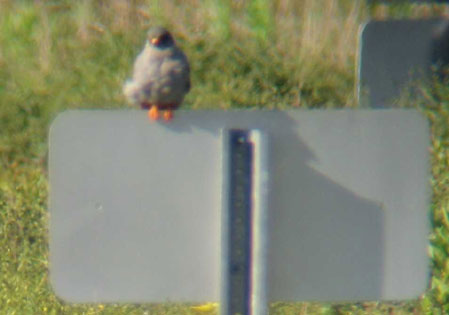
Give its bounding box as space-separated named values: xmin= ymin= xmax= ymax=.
xmin=147 ymin=27 xmax=175 ymax=49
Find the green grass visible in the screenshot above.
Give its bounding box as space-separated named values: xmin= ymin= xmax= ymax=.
xmin=1 ymin=0 xmax=449 ymax=313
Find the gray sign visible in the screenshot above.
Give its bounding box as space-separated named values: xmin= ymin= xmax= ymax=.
xmin=49 ymin=110 xmax=430 ymax=303
xmin=359 ymin=18 xmax=449 ymax=107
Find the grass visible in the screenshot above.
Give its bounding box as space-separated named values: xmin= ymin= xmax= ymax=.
xmin=1 ymin=0 xmax=449 ymax=313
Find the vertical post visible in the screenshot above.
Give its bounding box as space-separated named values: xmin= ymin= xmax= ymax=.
xmin=221 ymin=129 xmax=268 ymax=315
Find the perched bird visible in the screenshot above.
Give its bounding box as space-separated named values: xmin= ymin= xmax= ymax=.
xmin=123 ymin=27 xmax=190 ymax=121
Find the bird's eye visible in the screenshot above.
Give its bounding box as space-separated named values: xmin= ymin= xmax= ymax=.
xmin=150 ymin=34 xmax=171 ymax=46
xmin=159 ymin=34 xmax=170 ymax=43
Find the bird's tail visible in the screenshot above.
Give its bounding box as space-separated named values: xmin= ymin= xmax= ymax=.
xmin=123 ymin=80 xmax=141 ymax=105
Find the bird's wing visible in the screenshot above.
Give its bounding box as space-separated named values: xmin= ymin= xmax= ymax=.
xmin=159 ymin=49 xmax=191 ymax=96
xmin=184 ymin=57 xmax=191 ymax=93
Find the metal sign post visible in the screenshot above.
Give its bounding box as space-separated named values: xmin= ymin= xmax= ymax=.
xmin=222 ymin=130 xmax=268 ymax=315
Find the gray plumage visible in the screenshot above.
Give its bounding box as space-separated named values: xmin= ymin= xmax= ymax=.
xmin=123 ymin=27 xmax=190 ymax=110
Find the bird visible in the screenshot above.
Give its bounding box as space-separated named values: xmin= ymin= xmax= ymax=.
xmin=123 ymin=27 xmax=190 ymax=122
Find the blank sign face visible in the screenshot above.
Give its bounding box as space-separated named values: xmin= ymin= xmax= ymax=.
xmin=49 ymin=110 xmax=430 ymax=303
xmin=359 ymin=18 xmax=449 ymax=107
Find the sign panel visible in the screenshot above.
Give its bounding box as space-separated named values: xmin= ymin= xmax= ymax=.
xmin=49 ymin=110 xmax=430 ymax=303
xmin=359 ymin=19 xmax=449 ymax=107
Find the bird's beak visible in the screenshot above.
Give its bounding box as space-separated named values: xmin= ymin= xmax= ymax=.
xmin=151 ymin=37 xmax=160 ymax=45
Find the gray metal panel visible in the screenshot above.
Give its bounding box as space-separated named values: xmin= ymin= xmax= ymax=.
xmin=49 ymin=110 xmax=430 ymax=303
xmin=359 ymin=19 xmax=448 ymax=107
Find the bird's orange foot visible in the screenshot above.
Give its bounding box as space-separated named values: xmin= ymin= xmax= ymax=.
xmin=148 ymin=106 xmax=160 ymax=121
xmin=162 ymin=110 xmax=173 ymax=122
